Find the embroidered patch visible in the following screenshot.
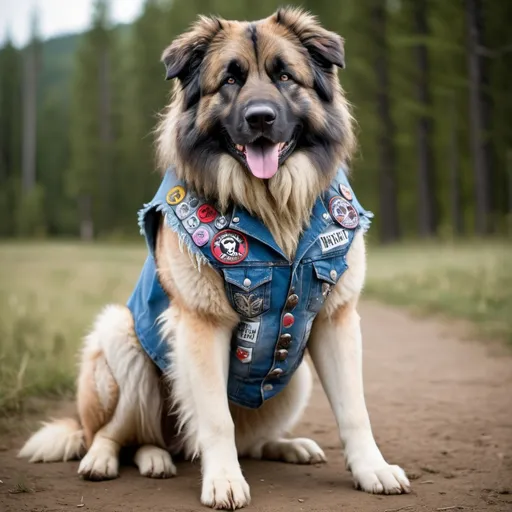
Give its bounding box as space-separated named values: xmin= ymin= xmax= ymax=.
xmin=192 ymin=227 xmax=210 ymax=247
xmin=211 ymin=230 xmax=248 ymax=265
xmin=184 ymin=215 xmax=200 ymax=231
xmin=166 ymin=186 xmax=186 ymax=205
xmin=236 ymin=346 xmax=252 ymax=363
xmin=329 ymin=196 xmax=359 ymax=229
xmin=233 ymin=293 xmax=264 ymax=317
xmin=339 ymin=183 xmax=353 ymax=201
xmin=176 ymin=202 xmax=191 ymax=220
xmin=236 ymin=321 xmax=260 ymax=343
xmin=319 ymin=228 xmax=349 ymax=253
xmin=214 ymin=216 xmax=228 ymax=230
xmin=197 ymin=204 xmax=218 ymax=223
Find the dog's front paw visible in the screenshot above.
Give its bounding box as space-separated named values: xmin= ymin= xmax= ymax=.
xmin=352 ymin=463 xmax=410 ymax=495
xmin=134 ymin=445 xmax=176 ymax=479
xmin=78 ymin=448 xmax=119 ymax=481
xmin=201 ymin=473 xmax=251 ymax=510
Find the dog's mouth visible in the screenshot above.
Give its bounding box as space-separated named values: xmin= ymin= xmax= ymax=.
xmin=225 ymin=131 xmax=299 ymax=180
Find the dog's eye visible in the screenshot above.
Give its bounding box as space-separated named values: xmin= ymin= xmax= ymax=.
xmin=225 ymin=76 xmax=236 ymax=85
xmin=280 ymin=73 xmax=290 ymax=82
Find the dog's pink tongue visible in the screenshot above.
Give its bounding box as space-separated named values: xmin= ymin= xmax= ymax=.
xmin=245 ymin=142 xmax=279 ymax=179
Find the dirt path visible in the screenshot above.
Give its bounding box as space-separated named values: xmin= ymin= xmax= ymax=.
xmin=1 ymin=301 xmax=511 ymax=512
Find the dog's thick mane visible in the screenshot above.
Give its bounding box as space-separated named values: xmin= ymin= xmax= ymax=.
xmin=155 ymin=9 xmax=356 ymax=259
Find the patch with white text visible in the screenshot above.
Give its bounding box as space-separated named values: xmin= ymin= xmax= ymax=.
xmin=236 ymin=321 xmax=260 ymax=344
xmin=319 ymin=228 xmax=349 ymax=253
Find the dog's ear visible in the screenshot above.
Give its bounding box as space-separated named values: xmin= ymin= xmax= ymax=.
xmin=161 ymin=15 xmax=223 ymax=107
xmin=274 ymin=7 xmax=345 ymax=101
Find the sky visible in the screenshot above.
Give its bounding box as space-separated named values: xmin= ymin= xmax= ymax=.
xmin=0 ymin=0 xmax=145 ymax=47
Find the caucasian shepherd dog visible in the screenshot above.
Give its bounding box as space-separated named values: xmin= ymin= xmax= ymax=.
xmin=19 ymin=8 xmax=410 ymax=509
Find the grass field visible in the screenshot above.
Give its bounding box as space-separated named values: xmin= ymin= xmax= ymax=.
xmin=0 ymin=240 xmax=510 ymax=416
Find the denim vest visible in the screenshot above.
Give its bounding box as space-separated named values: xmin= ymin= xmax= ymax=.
xmin=127 ymin=167 xmax=372 ymax=409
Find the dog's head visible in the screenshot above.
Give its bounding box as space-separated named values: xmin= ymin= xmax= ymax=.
xmin=157 ymin=7 xmax=354 ymax=196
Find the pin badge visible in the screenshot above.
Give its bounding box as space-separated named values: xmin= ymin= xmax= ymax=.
xmin=176 ymin=202 xmax=191 ymax=220
xmin=166 ymin=186 xmax=186 ymax=205
xmin=214 ymin=216 xmax=228 ymax=230
xmin=197 ymin=204 xmax=218 ymax=223
xmin=192 ymin=227 xmax=210 ymax=247
xmin=185 ymin=215 xmax=200 ymax=231
xmin=339 ymin=184 xmax=353 ymax=201
xmin=329 ymin=196 xmax=359 ymax=229
xmin=211 ymin=230 xmax=248 ymax=265
xmin=236 ymin=346 xmax=252 ymax=363
xmin=188 ymin=196 xmax=199 ymax=208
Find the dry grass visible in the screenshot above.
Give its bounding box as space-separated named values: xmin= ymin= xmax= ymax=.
xmin=366 ymin=240 xmax=512 ymax=344
xmin=0 ymin=240 xmax=510 ymax=417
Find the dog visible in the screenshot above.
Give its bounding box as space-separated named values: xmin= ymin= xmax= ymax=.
xmin=19 ymin=8 xmax=410 ymax=509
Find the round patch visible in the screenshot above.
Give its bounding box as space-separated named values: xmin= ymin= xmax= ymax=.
xmin=211 ymin=230 xmax=249 ymax=265
xmin=214 ymin=216 xmax=228 ymax=230
xmin=166 ymin=186 xmax=186 ymax=205
xmin=329 ymin=196 xmax=359 ymax=229
xmin=197 ymin=204 xmax=218 ymax=223
xmin=339 ymin=183 xmax=353 ymax=201
xmin=185 ymin=215 xmax=200 ymax=231
xmin=176 ymin=202 xmax=191 ymax=220
xmin=192 ymin=227 xmax=210 ymax=247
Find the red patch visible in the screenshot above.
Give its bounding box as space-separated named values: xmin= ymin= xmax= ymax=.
xmin=211 ymin=230 xmax=248 ymax=265
xmin=197 ymin=204 xmax=218 ymax=223
xmin=236 ymin=346 xmax=252 ymax=363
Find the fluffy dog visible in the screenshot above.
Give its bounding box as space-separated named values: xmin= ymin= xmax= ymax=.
xmin=19 ymin=8 xmax=410 ymax=509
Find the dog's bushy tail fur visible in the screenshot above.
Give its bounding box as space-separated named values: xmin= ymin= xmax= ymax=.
xmin=18 ymin=418 xmax=85 ymax=462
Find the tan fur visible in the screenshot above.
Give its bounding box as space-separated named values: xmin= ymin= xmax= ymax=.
xmin=19 ymin=8 xmax=409 ymax=509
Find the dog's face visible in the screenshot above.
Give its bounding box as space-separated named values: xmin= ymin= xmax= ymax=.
xmin=160 ymin=8 xmax=353 ymax=188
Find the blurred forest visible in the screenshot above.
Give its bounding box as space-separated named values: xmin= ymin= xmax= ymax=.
xmin=0 ymin=0 xmax=511 ymax=243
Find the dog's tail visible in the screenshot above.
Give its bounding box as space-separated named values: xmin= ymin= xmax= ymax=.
xmin=18 ymin=417 xmax=85 ymax=462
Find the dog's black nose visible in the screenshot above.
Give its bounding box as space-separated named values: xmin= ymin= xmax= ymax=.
xmin=245 ymin=104 xmax=276 ymax=128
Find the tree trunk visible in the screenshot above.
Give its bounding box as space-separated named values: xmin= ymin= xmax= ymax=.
xmin=79 ymin=194 xmax=94 ymax=241
xmin=21 ymin=42 xmax=38 ymax=194
xmin=414 ymin=0 xmax=437 ymax=237
xmin=373 ymin=2 xmax=400 ymax=243
xmin=465 ymin=0 xmax=492 ymax=235
xmin=449 ymin=96 xmax=464 ymax=236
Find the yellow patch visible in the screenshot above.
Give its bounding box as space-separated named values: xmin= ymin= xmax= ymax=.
xmin=166 ymin=186 xmax=186 ymax=205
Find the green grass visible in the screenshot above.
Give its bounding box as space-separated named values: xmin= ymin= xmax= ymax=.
xmin=0 ymin=240 xmax=510 ymax=416
xmin=366 ymin=240 xmax=512 ymax=344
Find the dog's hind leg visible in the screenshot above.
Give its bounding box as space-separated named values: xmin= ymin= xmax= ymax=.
xmin=77 ymin=304 xmax=175 ymax=480
xmin=234 ymin=360 xmax=326 ymax=464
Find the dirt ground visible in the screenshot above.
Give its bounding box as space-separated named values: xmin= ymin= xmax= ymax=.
xmin=1 ymin=301 xmax=511 ymax=512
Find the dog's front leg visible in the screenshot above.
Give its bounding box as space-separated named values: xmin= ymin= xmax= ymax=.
xmin=173 ymin=309 xmax=250 ymax=510
xmin=308 ymin=303 xmax=410 ymax=495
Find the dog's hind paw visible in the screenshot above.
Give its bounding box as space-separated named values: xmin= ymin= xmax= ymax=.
xmin=78 ymin=446 xmax=119 ymax=481
xmin=134 ymin=445 xmax=176 ymax=478
xmin=201 ymin=474 xmax=251 ymax=510
xmin=352 ymin=463 xmax=411 ymax=495
xmin=259 ymin=437 xmax=327 ymax=464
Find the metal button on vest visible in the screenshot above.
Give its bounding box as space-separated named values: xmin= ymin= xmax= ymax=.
xmin=243 ymin=278 xmax=251 ymax=288
xmin=278 ymin=333 xmax=292 ymax=348
xmin=232 ymin=216 xmax=240 ymax=223
xmin=276 ymin=349 xmax=288 ymax=361
xmin=330 ymin=269 xmax=337 ymax=281
xmin=282 ymin=313 xmax=294 ymax=328
xmin=322 ymin=213 xmax=330 ymax=220
xmin=268 ymin=368 xmax=283 ymax=378
xmin=285 ymin=293 xmax=299 ymax=310
xmin=263 ymin=383 xmax=273 ymax=391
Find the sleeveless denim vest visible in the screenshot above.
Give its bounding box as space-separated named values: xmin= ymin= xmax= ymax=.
xmin=127 ymin=166 xmax=373 ymax=409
